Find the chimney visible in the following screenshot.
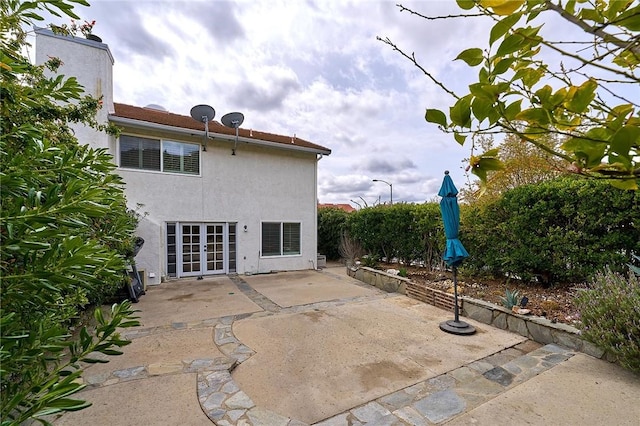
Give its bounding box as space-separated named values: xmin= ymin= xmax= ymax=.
xmin=35 ymin=27 xmax=115 ymax=151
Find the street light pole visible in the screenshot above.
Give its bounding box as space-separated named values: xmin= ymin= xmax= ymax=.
xmin=372 ymin=179 xmax=393 ymax=205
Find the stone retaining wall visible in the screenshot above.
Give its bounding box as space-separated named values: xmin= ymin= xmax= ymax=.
xmin=347 ymin=266 xmax=605 ymax=360
xmin=347 ymin=265 xmax=410 ymax=295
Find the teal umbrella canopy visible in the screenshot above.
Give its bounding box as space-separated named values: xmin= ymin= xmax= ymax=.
xmin=438 ymin=172 xmax=469 ymax=267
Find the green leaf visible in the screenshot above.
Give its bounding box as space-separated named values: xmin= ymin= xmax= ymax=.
xmin=515 ymin=108 xmax=550 ymax=126
xmin=456 ymin=0 xmax=476 ymax=10
xmin=579 ymin=8 xmax=605 ymax=24
xmin=454 ymin=133 xmax=467 ymax=145
xmin=611 ymin=126 xmax=640 ymax=159
xmin=565 ymin=79 xmax=597 ymax=113
xmin=490 ymin=13 xmax=522 ymax=45
xmin=609 ymin=179 xmax=638 ymax=190
xmin=617 ymin=7 xmax=640 ymax=31
xmin=534 ymin=85 xmax=552 ymax=105
xmin=512 ymin=67 xmax=544 ymax=87
xmin=562 ymin=136 xmax=607 ymax=167
xmin=425 ymin=109 xmax=448 ymax=127
xmin=472 ymin=96 xmax=493 ymax=121
xmin=496 ymin=33 xmax=524 ymax=56
xmin=503 ymin=99 xmax=523 ymax=121
xmin=470 ymin=149 xmax=504 ymax=182
xmin=455 ymin=48 xmax=484 ymax=66
xmin=493 ymin=57 xmax=515 ymax=75
xmin=449 ymin=95 xmax=473 ymax=128
xmin=613 ymin=50 xmax=640 ymax=69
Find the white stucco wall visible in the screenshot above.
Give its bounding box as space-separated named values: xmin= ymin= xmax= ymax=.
xmin=118 ymin=136 xmax=320 ymax=282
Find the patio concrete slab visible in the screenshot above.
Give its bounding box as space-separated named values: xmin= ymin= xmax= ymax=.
xmin=231 ymin=295 xmax=525 ymax=424
xmin=83 ymin=328 xmax=223 ymax=378
xmin=136 ymin=276 xmax=262 ymax=328
xmin=445 ymin=352 xmax=640 ymax=426
xmin=54 ymin=373 xmax=211 ymax=426
xmin=242 ymin=270 xmax=377 ymax=308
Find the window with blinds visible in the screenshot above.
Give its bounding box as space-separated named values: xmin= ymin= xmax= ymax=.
xmin=283 ymin=222 xmax=301 ymax=255
xmin=120 ymin=135 xmax=160 ymax=170
xmin=120 ymin=135 xmax=199 ymax=175
xmin=163 ymin=141 xmax=200 ymax=174
xmin=261 ymin=222 xmax=301 ymax=257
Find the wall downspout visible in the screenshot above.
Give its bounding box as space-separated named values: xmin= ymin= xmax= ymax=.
xmin=312 ymin=154 xmax=323 ymax=270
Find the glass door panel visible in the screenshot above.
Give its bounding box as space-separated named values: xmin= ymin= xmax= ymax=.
xmin=181 ymin=224 xmax=202 ymax=276
xmin=205 ymin=224 xmax=225 ymax=273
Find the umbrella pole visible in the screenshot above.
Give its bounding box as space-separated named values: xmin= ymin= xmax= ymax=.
xmin=453 ymin=266 xmax=460 ymax=323
xmin=439 ymin=265 xmax=476 ymax=335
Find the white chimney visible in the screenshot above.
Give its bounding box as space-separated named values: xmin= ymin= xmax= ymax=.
xmin=35 ymin=28 xmax=115 ymax=151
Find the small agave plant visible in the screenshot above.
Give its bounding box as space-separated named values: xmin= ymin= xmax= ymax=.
xmin=500 ymin=288 xmax=520 ymax=309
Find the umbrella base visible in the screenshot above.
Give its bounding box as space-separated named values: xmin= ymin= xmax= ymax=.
xmin=439 ymin=320 xmax=476 ymax=335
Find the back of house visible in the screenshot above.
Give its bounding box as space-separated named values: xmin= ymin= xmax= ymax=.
xmin=35 ymin=28 xmax=331 ymax=285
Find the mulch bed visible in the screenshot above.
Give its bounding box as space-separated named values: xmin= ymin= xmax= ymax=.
xmin=386 ymin=264 xmax=587 ymax=326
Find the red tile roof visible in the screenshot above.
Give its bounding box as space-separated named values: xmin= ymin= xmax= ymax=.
xmin=318 ymin=203 xmax=356 ymax=213
xmin=110 ymin=103 xmax=331 ymax=154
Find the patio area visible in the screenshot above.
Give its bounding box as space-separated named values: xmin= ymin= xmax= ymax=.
xmin=53 ymin=266 xmax=640 ymax=425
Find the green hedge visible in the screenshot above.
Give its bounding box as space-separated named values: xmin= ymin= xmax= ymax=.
xmin=461 ymin=178 xmax=639 ymax=283
xmin=321 ymin=178 xmax=638 ymax=283
xmin=345 ymin=203 xmax=443 ymax=268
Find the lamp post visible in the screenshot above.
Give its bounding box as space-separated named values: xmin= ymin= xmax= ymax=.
xmin=372 ymin=179 xmax=393 ymax=205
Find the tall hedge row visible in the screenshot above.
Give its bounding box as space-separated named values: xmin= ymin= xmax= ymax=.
xmin=343 ymin=203 xmax=444 ymax=268
xmin=319 ymin=178 xmax=639 ymax=283
xmin=461 ymin=178 xmax=639 ymax=283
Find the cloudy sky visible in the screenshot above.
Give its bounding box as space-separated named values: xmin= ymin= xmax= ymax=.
xmin=36 ymin=0 xmax=501 ymax=206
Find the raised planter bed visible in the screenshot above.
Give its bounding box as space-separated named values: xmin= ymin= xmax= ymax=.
xmin=347 ymin=266 xmax=605 ymax=360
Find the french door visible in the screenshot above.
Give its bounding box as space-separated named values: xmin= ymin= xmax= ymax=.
xmin=168 ymin=222 xmax=235 ymax=277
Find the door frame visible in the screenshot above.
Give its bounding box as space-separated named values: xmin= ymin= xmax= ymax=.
xmin=170 ymin=222 xmax=233 ymax=278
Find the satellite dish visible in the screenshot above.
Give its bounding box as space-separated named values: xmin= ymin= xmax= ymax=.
xmin=145 ymin=103 xmax=167 ymax=111
xmin=221 ymin=112 xmax=244 ymax=155
xmin=190 ymin=104 xmax=216 ymax=151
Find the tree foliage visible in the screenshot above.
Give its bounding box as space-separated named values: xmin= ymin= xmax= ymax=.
xmin=460 ymin=132 xmax=564 ymax=203
xmin=1 ymin=1 xmax=139 ymax=423
xmin=381 ymin=0 xmax=640 ymax=190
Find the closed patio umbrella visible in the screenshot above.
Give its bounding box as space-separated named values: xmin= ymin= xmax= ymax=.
xmin=438 ymin=171 xmax=475 ymax=335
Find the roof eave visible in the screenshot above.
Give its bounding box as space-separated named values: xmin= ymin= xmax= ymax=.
xmin=108 ymin=115 xmax=332 ymax=156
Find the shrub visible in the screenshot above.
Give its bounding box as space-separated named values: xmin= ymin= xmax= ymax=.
xmin=360 ymin=254 xmax=379 ymax=268
xmin=575 ymin=269 xmax=640 ymax=373
xmin=347 ymin=203 xmax=444 ymax=270
xmin=1 ymin=1 xmax=139 ymax=421
xmin=338 ymin=232 xmax=364 ymax=267
xmin=398 ymin=267 xmax=408 ymax=278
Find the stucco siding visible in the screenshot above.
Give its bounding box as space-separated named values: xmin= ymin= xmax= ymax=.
xmin=117 ymin=137 xmax=319 ymax=282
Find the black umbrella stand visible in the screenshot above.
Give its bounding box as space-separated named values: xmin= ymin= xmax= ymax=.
xmin=439 ymin=265 xmax=476 ymax=335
